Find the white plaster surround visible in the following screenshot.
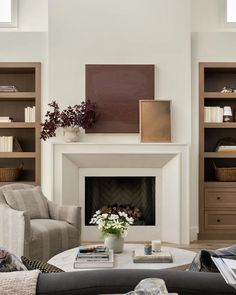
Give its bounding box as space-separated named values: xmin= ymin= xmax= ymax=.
xmin=52 ymin=142 xmax=190 ymax=244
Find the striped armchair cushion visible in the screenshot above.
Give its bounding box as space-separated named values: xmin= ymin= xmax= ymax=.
xmin=3 ymin=186 xmax=49 ymax=219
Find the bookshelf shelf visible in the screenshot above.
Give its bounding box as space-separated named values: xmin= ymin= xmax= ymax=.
xmin=0 ymin=152 xmax=36 ymax=158
xmin=0 ymin=123 xmax=36 ymax=128
xmin=204 ymin=152 xmax=236 ymax=158
xmin=204 ymin=123 xmax=236 ymax=128
xmin=0 ymin=92 xmax=36 ymax=101
xmin=204 ymin=92 xmax=236 ymax=99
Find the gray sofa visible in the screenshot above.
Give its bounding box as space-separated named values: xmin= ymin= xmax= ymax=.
xmin=36 ymin=269 xmax=236 ymax=295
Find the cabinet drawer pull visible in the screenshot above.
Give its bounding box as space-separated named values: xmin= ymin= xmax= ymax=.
xmin=217 ymin=219 xmax=221 ymax=223
xmin=217 ymin=197 xmax=221 ymax=200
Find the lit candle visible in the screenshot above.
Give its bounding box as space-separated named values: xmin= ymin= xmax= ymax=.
xmin=152 ymin=240 xmax=161 ymax=252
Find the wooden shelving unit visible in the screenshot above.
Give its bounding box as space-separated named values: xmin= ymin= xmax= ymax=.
xmin=0 ymin=62 xmax=41 ymax=185
xmin=199 ymin=62 xmax=236 ymax=240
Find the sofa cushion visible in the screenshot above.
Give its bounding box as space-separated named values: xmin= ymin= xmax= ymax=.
xmin=0 ymin=247 xmax=28 ymax=272
xmin=21 ymin=256 xmax=64 ymax=273
xmin=3 ymin=186 xmax=49 ymax=219
xmin=0 ymin=183 xmax=34 ymax=204
xmin=29 ymin=219 xmax=79 ymax=261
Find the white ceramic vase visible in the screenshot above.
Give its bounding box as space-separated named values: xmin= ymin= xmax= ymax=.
xmin=63 ymin=127 xmax=80 ymax=142
xmin=104 ymin=235 xmax=124 ymax=253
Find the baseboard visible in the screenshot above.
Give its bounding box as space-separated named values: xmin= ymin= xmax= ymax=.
xmin=190 ymin=226 xmax=199 ymax=241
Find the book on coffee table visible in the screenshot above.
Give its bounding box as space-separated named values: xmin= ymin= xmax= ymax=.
xmin=74 ymin=250 xmax=114 ymax=269
xmin=133 ymin=250 xmax=173 ymax=263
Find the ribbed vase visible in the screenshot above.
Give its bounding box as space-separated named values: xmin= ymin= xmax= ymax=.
xmin=63 ymin=127 xmax=80 ymax=142
xmin=104 ymin=235 xmax=124 ymax=253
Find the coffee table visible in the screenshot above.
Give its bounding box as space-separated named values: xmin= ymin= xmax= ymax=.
xmin=48 ymin=244 xmax=196 ymax=272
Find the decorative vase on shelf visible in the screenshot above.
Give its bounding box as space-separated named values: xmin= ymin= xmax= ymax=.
xmin=63 ymin=127 xmax=80 ymax=142
xmin=104 ymin=235 xmax=124 ymax=254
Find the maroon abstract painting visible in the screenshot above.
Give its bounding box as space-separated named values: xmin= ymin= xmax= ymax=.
xmin=85 ymin=64 xmax=155 ymax=133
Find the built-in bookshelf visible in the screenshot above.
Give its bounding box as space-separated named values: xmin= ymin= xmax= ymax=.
xmin=199 ymin=62 xmax=236 ymax=240
xmin=0 ymin=63 xmax=41 ymax=185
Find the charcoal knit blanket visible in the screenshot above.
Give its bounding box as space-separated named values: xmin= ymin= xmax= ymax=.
xmin=189 ymin=244 xmax=236 ymax=272
xmin=0 ymin=270 xmax=40 ymax=295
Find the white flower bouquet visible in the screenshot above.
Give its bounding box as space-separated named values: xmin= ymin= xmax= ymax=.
xmin=90 ymin=210 xmax=134 ymax=237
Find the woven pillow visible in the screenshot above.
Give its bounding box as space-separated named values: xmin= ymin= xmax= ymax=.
xmin=21 ymin=256 xmax=64 ymax=273
xmin=3 ymin=186 xmax=49 ymax=219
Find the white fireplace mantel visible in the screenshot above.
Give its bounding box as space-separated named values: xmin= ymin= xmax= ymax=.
xmin=52 ymin=142 xmax=190 ymax=244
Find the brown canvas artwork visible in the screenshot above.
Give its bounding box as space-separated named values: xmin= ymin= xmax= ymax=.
xmin=140 ymin=100 xmax=171 ymax=142
xmin=85 ymin=64 xmax=155 ymax=133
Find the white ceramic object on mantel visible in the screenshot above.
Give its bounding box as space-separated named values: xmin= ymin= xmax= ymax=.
xmin=104 ymin=235 xmax=124 ymax=253
xmin=63 ymin=127 xmax=80 ymax=142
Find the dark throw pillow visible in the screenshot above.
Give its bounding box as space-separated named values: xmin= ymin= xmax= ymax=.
xmin=21 ymin=256 xmax=64 ymax=273
xmin=0 ymin=248 xmax=28 ymax=272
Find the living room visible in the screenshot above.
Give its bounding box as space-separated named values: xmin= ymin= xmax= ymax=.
xmin=0 ymin=0 xmax=236 ymax=294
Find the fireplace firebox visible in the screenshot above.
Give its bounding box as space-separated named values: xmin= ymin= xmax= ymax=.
xmin=85 ymin=176 xmax=155 ymax=226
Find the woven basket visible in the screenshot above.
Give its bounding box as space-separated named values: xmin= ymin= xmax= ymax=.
xmin=0 ymin=165 xmax=23 ymax=182
xmin=214 ymin=163 xmax=236 ymax=182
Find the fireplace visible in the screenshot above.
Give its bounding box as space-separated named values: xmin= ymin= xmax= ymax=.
xmin=85 ymin=176 xmax=155 ymax=226
xmin=52 ymin=143 xmax=190 ymax=243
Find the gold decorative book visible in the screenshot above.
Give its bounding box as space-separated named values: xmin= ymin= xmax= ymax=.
xmin=133 ymin=250 xmax=173 ymax=263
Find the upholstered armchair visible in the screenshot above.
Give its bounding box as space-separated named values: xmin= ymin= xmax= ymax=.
xmin=0 ymin=183 xmax=81 ymax=262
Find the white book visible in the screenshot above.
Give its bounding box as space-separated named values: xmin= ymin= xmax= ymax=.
xmin=9 ymin=136 xmax=13 ymax=152
xmin=32 ymin=106 xmax=35 ymax=122
xmin=218 ymin=107 xmax=223 ymax=122
xmin=27 ymin=107 xmax=30 ymax=122
xmin=24 ymin=107 xmax=28 ymax=122
xmin=73 ymin=250 xmax=114 ymax=269
xmin=29 ymin=107 xmax=32 ymax=122
xmin=204 ymin=107 xmax=211 ymax=122
xmin=212 ymin=257 xmax=236 ymax=288
xmin=3 ymin=137 xmax=6 ymax=152
xmin=0 ymin=137 xmax=3 ymax=152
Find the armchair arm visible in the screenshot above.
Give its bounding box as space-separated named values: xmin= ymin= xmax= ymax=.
xmin=47 ymin=201 xmax=81 ymax=231
xmin=0 ymin=204 xmax=31 ymax=257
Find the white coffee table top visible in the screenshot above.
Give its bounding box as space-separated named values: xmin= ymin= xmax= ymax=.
xmin=48 ymin=244 xmax=196 ymax=272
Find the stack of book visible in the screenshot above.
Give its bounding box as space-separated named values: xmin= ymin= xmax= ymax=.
xmin=204 ymin=107 xmax=223 ymax=123
xmin=24 ymin=106 xmax=35 ymax=122
xmin=133 ymin=249 xmax=173 ymax=263
xmin=0 ymin=136 xmax=13 ymax=152
xmin=212 ymin=256 xmax=236 ymax=288
xmin=0 ymin=86 xmax=18 ymax=92
xmin=74 ymin=245 xmax=114 ymax=269
xmin=217 ymin=146 xmax=236 ymax=152
xmin=0 ymin=116 xmax=12 ymax=123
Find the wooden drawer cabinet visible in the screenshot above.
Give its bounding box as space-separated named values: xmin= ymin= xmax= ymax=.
xmin=205 ymin=188 xmax=236 ymax=208
xmin=205 ymin=211 xmax=236 ymax=230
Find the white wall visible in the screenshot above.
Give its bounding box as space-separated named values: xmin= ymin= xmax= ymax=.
xmin=191 ymin=0 xmax=236 ymax=32
xmin=48 ymin=0 xmax=191 ymax=144
xmin=0 ymin=0 xmax=48 ymax=32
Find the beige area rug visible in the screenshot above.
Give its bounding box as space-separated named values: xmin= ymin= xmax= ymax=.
xmin=0 ymin=270 xmax=40 ymax=295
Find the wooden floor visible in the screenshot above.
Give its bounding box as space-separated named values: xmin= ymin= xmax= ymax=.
xmin=165 ymin=240 xmax=236 ymax=253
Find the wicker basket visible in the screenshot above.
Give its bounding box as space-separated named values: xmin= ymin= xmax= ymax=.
xmin=0 ymin=165 xmax=23 ymax=182
xmin=214 ymin=163 xmax=236 ymax=182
